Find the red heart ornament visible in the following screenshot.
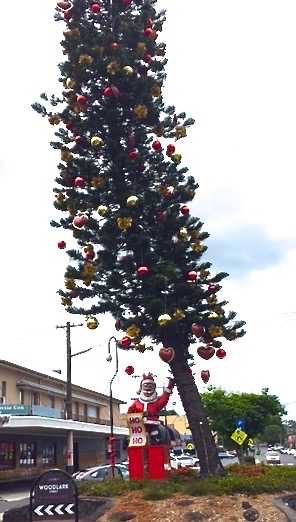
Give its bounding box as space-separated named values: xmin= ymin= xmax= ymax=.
xmin=56 ymin=1 xmax=73 ymax=12
xmin=191 ymin=323 xmax=205 ymax=338
xmin=197 ymin=345 xmax=215 ymax=360
xmin=159 ymin=347 xmax=175 ymax=364
xmin=201 ymin=370 xmax=210 ymax=383
xmin=73 ymin=215 xmax=88 ymax=228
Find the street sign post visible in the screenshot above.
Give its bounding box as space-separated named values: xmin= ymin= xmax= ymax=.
xmin=235 ymin=419 xmax=245 ymax=432
xmin=231 ymin=428 xmax=247 ymax=445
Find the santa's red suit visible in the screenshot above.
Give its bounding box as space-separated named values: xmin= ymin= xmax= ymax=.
xmin=128 ymin=374 xmax=174 ymax=436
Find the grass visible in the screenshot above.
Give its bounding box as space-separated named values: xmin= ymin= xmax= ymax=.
xmin=75 ymin=463 xmax=296 ymax=500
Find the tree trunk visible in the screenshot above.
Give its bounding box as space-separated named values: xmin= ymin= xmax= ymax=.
xmin=170 ymin=353 xmax=225 ymax=476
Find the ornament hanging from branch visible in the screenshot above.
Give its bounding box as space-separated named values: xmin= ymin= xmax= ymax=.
xmin=191 ymin=323 xmax=205 ymax=338
xmin=216 ymin=348 xmax=226 ymax=359
xmin=56 ymin=1 xmax=73 ymax=12
xmin=159 ymin=347 xmax=175 ymax=364
xmin=201 ymin=370 xmax=210 ymax=383
xmin=86 ymin=316 xmax=99 ymax=330
xmin=196 ymin=345 xmax=215 ymax=360
xmin=125 ymin=366 xmax=134 ymax=375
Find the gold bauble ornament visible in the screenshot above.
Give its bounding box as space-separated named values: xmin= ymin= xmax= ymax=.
xmin=173 ymin=309 xmax=185 ymax=320
xmin=123 ymin=65 xmax=134 ymax=76
xmin=66 ymin=77 xmax=75 ymax=89
xmin=97 ymin=205 xmax=108 ymax=216
xmin=86 ymin=316 xmax=99 ymax=329
xmin=178 ymin=227 xmax=188 ymax=238
xmin=158 ymin=313 xmax=172 ymax=326
xmin=90 ymin=136 xmax=103 ymax=147
xmin=126 ymin=196 xmax=138 ymax=207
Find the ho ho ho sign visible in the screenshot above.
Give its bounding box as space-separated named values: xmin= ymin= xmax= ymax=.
xmin=29 ymin=468 xmax=78 ymax=521
xmin=127 ymin=412 xmax=147 ymax=447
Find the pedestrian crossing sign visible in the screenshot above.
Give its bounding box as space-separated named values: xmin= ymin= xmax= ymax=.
xmin=231 ymin=428 xmax=247 ymax=445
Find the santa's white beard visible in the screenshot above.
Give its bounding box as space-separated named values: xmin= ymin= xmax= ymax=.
xmin=139 ymin=389 xmax=158 ymax=402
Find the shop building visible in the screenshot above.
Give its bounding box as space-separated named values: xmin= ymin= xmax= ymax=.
xmin=0 ymin=359 xmax=128 ymax=483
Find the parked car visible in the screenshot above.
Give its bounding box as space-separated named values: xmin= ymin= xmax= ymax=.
xmin=170 ymin=455 xmax=181 ymax=469
xmin=218 ymin=451 xmax=235 ymax=459
xmin=265 ymin=450 xmax=281 ymax=465
xmin=177 ymin=455 xmax=197 ymax=467
xmin=73 ymin=464 xmax=129 ymax=481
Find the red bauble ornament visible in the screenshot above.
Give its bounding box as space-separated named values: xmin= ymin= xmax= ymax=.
xmin=58 ymin=241 xmax=66 ymax=249
xmin=110 ymin=42 xmax=118 ymax=50
xmin=103 ymin=87 xmax=113 ymax=97
xmin=144 ymin=54 xmax=152 ymax=63
xmin=120 ymin=336 xmax=132 ymax=348
xmin=73 ymin=215 xmax=88 ymax=228
xmin=181 ymin=205 xmax=190 ymax=215
xmin=76 ymin=94 xmax=87 ymax=105
xmin=143 ymin=27 xmax=153 ymax=37
xmin=208 ymin=284 xmax=217 ymax=291
xmin=152 ymin=140 xmax=162 ymax=150
xmin=156 ymin=211 xmax=167 ymax=224
xmin=125 ymin=366 xmax=134 ymax=375
xmin=85 ymin=250 xmax=95 ymax=260
xmin=91 ymin=3 xmax=101 ymax=13
xmin=69 ymin=289 xmax=77 ymax=298
xmin=201 ymin=370 xmax=210 ymax=383
xmin=65 ymin=121 xmax=74 ymax=130
xmin=159 ymin=347 xmax=175 ymax=364
xmin=166 ymin=144 xmax=175 ymax=156
xmin=191 ymin=323 xmax=205 ymax=338
xmin=187 ymin=270 xmax=198 ymax=281
xmin=128 ymin=150 xmax=138 ymax=159
xmin=74 ymin=176 xmax=84 ymax=187
xmin=122 ymin=0 xmax=132 ymax=4
xmin=216 ymin=348 xmax=226 ymax=359
xmin=197 ymin=345 xmax=215 ymax=360
xmin=74 ymin=135 xmax=83 ymax=143
xmin=137 ymin=266 xmax=149 ymax=276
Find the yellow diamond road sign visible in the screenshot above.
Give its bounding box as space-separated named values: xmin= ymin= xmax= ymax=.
xmin=231 ymin=428 xmax=247 ymax=445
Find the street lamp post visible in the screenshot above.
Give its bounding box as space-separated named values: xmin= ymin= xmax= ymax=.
xmin=56 ymin=321 xmax=92 ymax=474
xmin=106 ymin=336 xmax=119 ymax=478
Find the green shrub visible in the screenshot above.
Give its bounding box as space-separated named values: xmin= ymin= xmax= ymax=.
xmin=141 ymin=483 xmax=175 ymax=500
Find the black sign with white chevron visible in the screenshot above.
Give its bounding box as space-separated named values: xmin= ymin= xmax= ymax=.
xmin=34 ymin=503 xmax=75 ymax=516
xmin=29 ymin=468 xmax=78 ymax=521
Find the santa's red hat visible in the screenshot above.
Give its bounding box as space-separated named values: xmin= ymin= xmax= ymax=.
xmin=140 ymin=373 xmax=156 ymax=387
xmin=136 ymin=372 xmax=156 ymax=394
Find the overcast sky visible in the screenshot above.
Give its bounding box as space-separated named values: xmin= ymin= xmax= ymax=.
xmin=1 ymin=0 xmax=296 ymax=424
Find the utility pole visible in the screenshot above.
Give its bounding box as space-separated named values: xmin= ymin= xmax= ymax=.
xmin=56 ymin=321 xmax=84 ymax=474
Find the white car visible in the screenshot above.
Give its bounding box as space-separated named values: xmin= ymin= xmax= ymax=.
xmin=265 ymin=450 xmax=281 ymax=465
xmin=176 ymin=455 xmax=195 ymax=467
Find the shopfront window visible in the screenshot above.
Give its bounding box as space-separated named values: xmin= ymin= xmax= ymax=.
xmin=19 ymin=442 xmax=36 ymax=466
xmin=42 ymin=442 xmax=56 ymax=466
xmin=0 ymin=442 xmax=14 ymax=470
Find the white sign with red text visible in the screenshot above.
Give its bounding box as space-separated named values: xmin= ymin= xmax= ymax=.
xmin=127 ymin=413 xmax=147 ymax=447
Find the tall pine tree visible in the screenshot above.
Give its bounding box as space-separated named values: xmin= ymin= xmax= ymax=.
xmin=32 ymin=0 xmax=246 ymax=476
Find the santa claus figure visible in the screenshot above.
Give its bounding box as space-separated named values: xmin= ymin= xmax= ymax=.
xmin=127 ymin=372 xmax=175 ymax=444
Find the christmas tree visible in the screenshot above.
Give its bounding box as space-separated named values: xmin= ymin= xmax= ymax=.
xmin=32 ymin=0 xmax=246 ymax=476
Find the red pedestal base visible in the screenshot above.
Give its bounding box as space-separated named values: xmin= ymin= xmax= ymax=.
xmin=128 ymin=445 xmax=170 ymax=480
